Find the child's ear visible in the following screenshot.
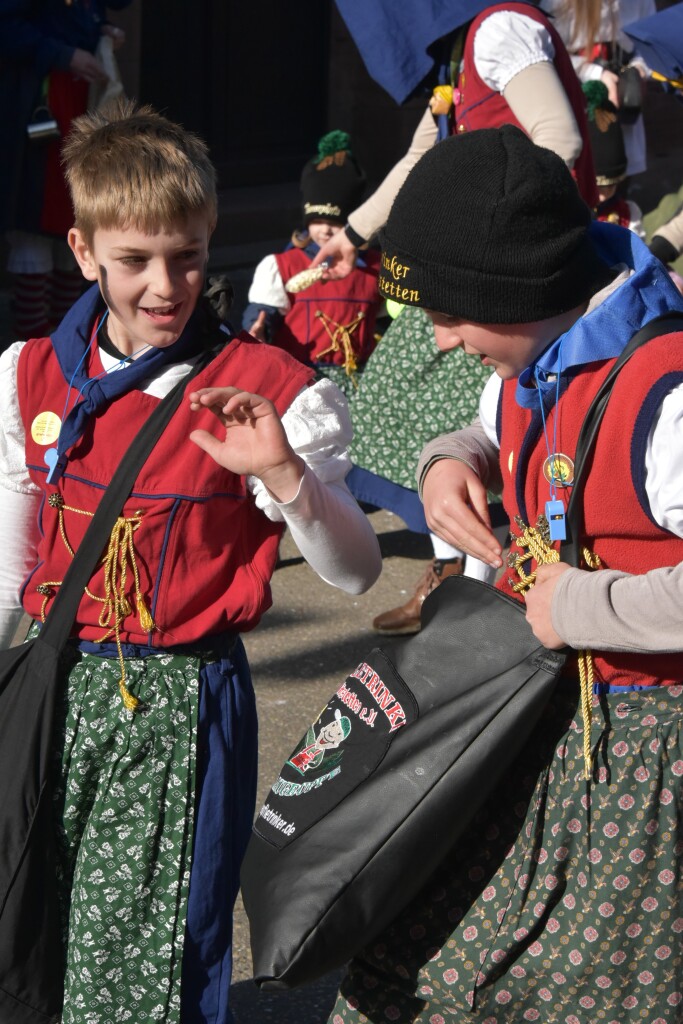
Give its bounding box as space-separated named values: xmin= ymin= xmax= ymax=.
xmin=68 ymin=227 xmax=98 ymax=282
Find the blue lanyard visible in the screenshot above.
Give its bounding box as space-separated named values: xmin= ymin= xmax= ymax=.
xmin=535 ymin=338 xmax=568 ymax=541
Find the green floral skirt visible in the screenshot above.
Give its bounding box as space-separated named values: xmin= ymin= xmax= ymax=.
xmin=51 ymin=646 xmax=200 ymax=1024
xmin=348 ymin=306 xmax=493 ymax=491
xmin=328 ymin=683 xmax=683 ymax=1023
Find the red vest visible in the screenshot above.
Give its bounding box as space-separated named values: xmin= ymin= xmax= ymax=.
xmin=455 ymin=2 xmax=598 ymax=208
xmin=273 ymin=248 xmax=380 ymax=366
xmin=496 ymin=333 xmax=683 ymax=688
xmin=17 ymin=332 xmax=314 ymax=645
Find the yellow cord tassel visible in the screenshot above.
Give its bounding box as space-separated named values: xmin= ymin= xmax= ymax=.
xmin=577 ymin=651 xmax=595 ymax=781
xmin=508 ymin=515 xmax=600 ymax=781
xmin=99 ymin=513 xmax=156 ymax=711
xmin=316 ymin=309 xmax=365 ymax=386
xmin=40 ymin=493 xmax=156 ymax=711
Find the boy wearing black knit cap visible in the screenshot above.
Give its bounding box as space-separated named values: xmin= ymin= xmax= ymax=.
xmin=242 ymin=131 xmax=381 ymax=396
xmin=327 ymin=124 xmax=683 ymax=1023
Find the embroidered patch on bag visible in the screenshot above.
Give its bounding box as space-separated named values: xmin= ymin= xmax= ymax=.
xmin=254 ymin=650 xmax=417 ymax=849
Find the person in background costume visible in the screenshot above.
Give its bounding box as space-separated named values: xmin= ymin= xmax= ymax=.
xmin=582 ymin=79 xmax=645 ymax=237
xmin=0 ymin=0 xmax=132 ymax=347
xmin=313 ymin=0 xmax=598 ymax=634
xmin=0 ymin=101 xmax=381 ymax=1024
xmin=542 ymin=0 xmax=655 ymax=180
xmin=328 ymin=125 xmax=683 ymax=1023
xmin=242 ymin=131 xmax=381 ymax=398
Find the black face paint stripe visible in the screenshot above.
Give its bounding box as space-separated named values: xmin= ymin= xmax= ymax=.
xmin=98 ymin=264 xmax=115 ymax=312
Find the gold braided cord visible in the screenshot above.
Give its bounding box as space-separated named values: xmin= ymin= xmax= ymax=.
xmin=315 ymin=309 xmax=365 ymax=386
xmin=577 ymin=650 xmax=595 ymax=781
xmin=38 ymin=492 xmax=156 ymax=711
xmin=507 ymin=516 xmax=560 ymax=593
xmin=49 ymin=492 xmax=104 ymax=603
xmin=508 ymin=517 xmax=600 ymax=780
xmin=577 ymin=547 xmax=602 ymax=780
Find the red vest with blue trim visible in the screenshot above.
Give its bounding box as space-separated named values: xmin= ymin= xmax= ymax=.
xmin=496 ymin=332 xmax=683 ymax=688
xmin=17 ymin=331 xmax=314 ymax=645
xmin=455 ymin=2 xmax=598 ymax=208
xmin=273 ymin=248 xmax=381 ymax=365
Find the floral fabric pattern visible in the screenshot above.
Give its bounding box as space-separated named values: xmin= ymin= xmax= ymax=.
xmin=348 ymin=306 xmax=493 ymax=490
xmin=51 ymin=648 xmax=200 ymax=1024
xmin=328 ymin=684 xmax=683 ymax=1024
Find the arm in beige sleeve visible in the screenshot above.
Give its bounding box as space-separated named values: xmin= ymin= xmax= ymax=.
xmin=502 ymin=61 xmax=583 ymax=168
xmin=417 ymin=418 xmax=502 ymax=498
xmin=346 ymin=105 xmax=438 ymax=242
xmin=551 ymin=562 xmax=683 ymax=652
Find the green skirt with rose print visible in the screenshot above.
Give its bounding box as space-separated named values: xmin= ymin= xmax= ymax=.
xmin=50 ymin=645 xmax=200 ymax=1024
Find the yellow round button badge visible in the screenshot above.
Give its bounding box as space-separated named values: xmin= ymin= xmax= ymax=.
xmin=30 ymin=410 xmax=61 ymax=446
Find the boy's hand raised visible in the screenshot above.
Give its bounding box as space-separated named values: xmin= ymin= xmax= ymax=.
xmin=422 ymin=458 xmax=503 ymax=569
xmin=189 ymin=387 xmax=305 ymax=502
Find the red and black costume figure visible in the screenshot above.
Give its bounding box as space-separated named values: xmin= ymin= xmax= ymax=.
xmin=17 ymin=331 xmax=313 ymax=645
xmin=453 ymin=1 xmax=598 ymax=207
xmin=272 ymin=246 xmax=381 ymax=368
xmin=496 ymin=331 xmax=683 ymax=689
xmin=243 ymin=130 xmax=382 ymax=385
xmin=595 ymin=195 xmax=632 ymax=228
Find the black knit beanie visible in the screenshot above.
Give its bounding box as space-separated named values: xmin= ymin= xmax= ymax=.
xmin=300 ymin=131 xmax=367 ymax=226
xmin=379 ymin=125 xmax=613 ymax=323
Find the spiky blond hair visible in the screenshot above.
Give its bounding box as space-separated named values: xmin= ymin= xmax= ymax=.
xmin=62 ymin=99 xmax=217 ymax=243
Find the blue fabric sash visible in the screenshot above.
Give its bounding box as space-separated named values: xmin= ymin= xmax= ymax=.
xmin=515 ymin=222 xmax=683 ymax=409
xmin=50 ymin=284 xmax=216 ymax=467
xmin=334 ymin=0 xmax=491 ymax=103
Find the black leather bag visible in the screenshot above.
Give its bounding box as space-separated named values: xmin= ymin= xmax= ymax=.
xmin=241 ymin=315 xmax=683 ymax=991
xmin=0 ymin=356 xmax=210 ymax=1024
xmin=242 ymin=581 xmax=566 ymax=989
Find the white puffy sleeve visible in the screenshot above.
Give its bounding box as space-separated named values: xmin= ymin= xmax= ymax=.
xmin=473 ymin=10 xmax=555 ymax=93
xmin=248 ymin=378 xmax=382 ymax=594
xmin=247 ymin=254 xmax=291 ymax=314
xmin=0 ymin=342 xmax=41 ymax=648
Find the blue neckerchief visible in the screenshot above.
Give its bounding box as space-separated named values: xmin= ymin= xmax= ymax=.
xmin=51 ymin=284 xmax=212 ymax=461
xmin=285 ymin=239 xmax=371 ymax=268
xmin=515 ymin=221 xmax=683 ymax=409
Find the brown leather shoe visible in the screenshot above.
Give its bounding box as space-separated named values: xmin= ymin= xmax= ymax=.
xmin=372 ymin=557 xmax=464 ymax=635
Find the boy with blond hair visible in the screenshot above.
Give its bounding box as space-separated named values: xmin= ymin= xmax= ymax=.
xmin=0 ymin=101 xmax=380 ymax=1024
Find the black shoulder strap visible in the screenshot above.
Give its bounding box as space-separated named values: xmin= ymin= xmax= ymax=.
xmin=563 ymin=313 xmax=683 ymax=567
xmin=39 ymin=350 xmax=214 ymax=651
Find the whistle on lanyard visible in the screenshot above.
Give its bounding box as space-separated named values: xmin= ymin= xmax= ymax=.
xmin=545 ymin=498 xmax=566 ymax=542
